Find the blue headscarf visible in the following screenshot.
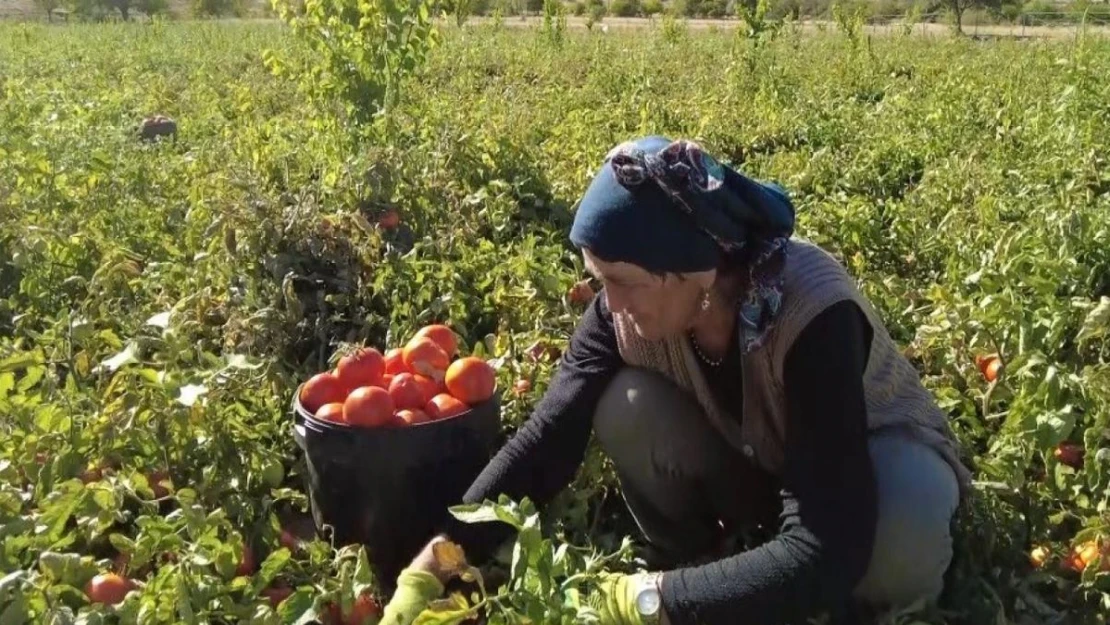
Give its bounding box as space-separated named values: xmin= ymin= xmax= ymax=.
xmin=569 ymin=135 xmax=796 ymax=353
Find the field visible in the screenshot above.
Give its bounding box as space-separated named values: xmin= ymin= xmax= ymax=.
xmin=3 ymin=15 xmax=1110 ymax=625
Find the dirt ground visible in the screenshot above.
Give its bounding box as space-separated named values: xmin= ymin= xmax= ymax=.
xmin=486 ymin=15 xmax=1109 ymax=39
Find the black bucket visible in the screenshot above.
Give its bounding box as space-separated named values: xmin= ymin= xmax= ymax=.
xmin=291 ymin=384 xmax=501 ymax=592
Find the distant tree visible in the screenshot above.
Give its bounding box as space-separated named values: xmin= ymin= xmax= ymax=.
xmin=135 ymin=0 xmax=169 ymax=18
xmin=610 ymin=0 xmax=641 ymax=16
xmin=194 ymin=0 xmax=242 ymax=16
xmin=101 ymin=0 xmax=132 ymax=19
xmin=35 ymin=0 xmax=61 ymax=20
xmin=933 ymin=0 xmax=1001 ymax=33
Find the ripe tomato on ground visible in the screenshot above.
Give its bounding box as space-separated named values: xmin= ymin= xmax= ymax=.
xmin=1055 ymin=443 xmax=1084 ymax=468
xmin=975 ymin=354 xmax=1003 ymax=383
xmin=236 ymin=545 xmax=256 ymax=576
xmin=261 ymin=584 xmax=293 ymax=607
xmin=85 ymin=573 xmax=134 ymax=605
xmin=346 ymin=593 xmax=382 ymax=625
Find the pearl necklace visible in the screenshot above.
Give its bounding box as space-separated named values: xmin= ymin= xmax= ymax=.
xmin=690 ymin=295 xmax=743 ymax=368
xmin=689 ymin=330 xmax=725 ymax=367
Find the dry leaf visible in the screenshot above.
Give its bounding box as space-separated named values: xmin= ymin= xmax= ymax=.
xmin=432 ymin=539 xmax=469 ymax=574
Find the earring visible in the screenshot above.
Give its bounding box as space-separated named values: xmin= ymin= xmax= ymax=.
xmin=700 ymin=290 xmax=712 ymax=312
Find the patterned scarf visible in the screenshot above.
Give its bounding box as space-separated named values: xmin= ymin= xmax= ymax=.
xmin=605 ymin=139 xmax=795 ymax=353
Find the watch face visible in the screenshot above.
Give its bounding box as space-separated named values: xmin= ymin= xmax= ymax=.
xmin=636 ymin=588 xmax=661 ymax=616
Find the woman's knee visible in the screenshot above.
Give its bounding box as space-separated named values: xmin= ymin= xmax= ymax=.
xmin=592 ymin=367 xmax=722 ymax=479
xmin=854 ymin=429 xmax=961 ymax=609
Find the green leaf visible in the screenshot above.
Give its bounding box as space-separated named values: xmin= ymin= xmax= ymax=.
xmin=37 ymin=552 xmax=97 ymax=588
xmin=42 ymin=606 xmax=77 ymax=625
xmin=0 ymin=352 xmax=41 ymax=373
xmin=353 ymin=548 xmax=374 ymax=595
xmin=0 ymin=372 xmax=13 ymax=399
xmin=281 ymin=589 xmax=318 ymax=625
xmin=0 ymin=594 xmax=29 ymax=625
xmin=448 ymin=503 xmax=503 ymax=525
xmin=39 ymin=486 xmax=89 ymax=541
xmin=17 ymin=365 xmax=45 ymax=393
xmin=259 ymin=549 xmax=291 ymax=587
xmin=1076 ymin=296 xmax=1110 ymax=344
xmin=109 ymin=534 xmax=136 ymax=554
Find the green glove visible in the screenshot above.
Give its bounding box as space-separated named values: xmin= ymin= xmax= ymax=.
xmin=590 ymin=572 xmax=653 ymax=625
xmin=378 ymin=568 xmax=445 ymax=625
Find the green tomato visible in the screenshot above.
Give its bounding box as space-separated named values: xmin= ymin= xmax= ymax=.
xmin=260 ymin=459 xmax=285 ymax=489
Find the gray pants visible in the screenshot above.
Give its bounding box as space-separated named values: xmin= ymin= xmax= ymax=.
xmin=593 ymin=367 xmax=960 ymax=612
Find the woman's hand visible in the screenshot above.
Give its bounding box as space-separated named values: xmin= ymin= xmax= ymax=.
xmin=378 ymin=536 xmax=452 ymax=625
xmin=590 ymin=572 xmax=671 ymax=625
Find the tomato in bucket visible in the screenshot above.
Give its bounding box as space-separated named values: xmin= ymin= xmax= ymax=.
xmin=289 ymin=329 xmax=502 ymax=592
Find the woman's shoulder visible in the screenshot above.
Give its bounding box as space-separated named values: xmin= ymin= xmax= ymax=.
xmin=780 ymin=237 xmax=865 ymax=304
xmin=763 ymin=238 xmax=878 ymax=365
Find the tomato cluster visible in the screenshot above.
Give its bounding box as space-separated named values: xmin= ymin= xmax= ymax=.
xmin=299 ymin=324 xmax=497 ymax=428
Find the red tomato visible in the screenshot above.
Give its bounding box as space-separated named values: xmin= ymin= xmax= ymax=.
xmin=300 ymin=372 xmax=347 ymax=414
xmin=346 ymin=592 xmax=382 ymax=625
xmin=413 ymin=324 xmax=459 ymax=359
xmin=279 ymin=529 xmax=300 ymax=551
xmin=1055 ymin=443 xmax=1084 ymax=469
xmin=403 ymin=338 xmax=449 ymax=380
xmin=395 ymin=409 xmax=431 ymax=426
xmin=425 ymin=393 xmax=469 ymax=420
xmin=315 ymin=402 xmax=346 ymax=423
xmin=378 ymin=210 xmax=400 ymax=229
xmin=146 ymin=470 xmax=171 ymax=498
xmin=336 ymin=348 xmax=386 ymax=390
xmin=389 ymin=373 xmax=426 ymax=411
xmin=344 ymin=386 xmax=395 ymax=427
xmin=236 ymin=544 xmax=256 ymax=577
xmin=85 ymin=573 xmax=133 ymax=605
xmin=413 ymin=375 xmax=441 ymax=404
xmin=445 ymin=357 xmax=497 ymax=404
xmin=384 ymin=348 xmax=409 ymax=375
xmin=261 ymin=584 xmax=294 ymax=607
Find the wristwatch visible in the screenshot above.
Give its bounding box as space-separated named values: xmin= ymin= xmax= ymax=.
xmin=634 ymin=572 xmax=664 ymax=624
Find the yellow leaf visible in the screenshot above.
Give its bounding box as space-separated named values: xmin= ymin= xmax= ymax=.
xmin=432 ymin=540 xmax=468 ymax=574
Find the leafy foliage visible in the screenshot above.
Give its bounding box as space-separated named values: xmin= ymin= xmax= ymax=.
xmin=1 ymin=18 xmax=1110 ymax=625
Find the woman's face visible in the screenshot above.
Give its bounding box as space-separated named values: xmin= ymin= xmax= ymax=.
xmin=583 ymin=248 xmax=715 ymax=341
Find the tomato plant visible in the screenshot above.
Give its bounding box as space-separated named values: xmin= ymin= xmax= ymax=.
xmin=2 ymin=17 xmax=1110 ymax=625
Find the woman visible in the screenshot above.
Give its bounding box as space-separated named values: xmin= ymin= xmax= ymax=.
xmin=377 ymin=136 xmax=972 ymax=625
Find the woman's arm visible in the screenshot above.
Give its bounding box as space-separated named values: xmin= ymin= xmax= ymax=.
xmin=657 ymin=299 xmax=879 ymax=625
xmin=438 ymin=292 xmax=623 ymax=564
